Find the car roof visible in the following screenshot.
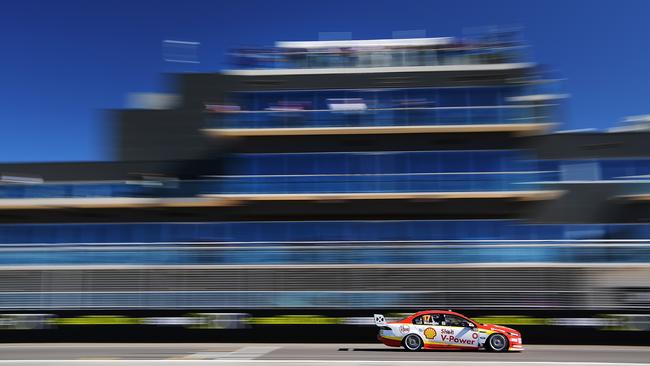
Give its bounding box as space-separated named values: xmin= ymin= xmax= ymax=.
xmin=410 ymin=310 xmax=467 ymax=318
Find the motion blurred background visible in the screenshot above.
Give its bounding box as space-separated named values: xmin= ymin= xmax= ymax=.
xmin=1 ymin=0 xmax=650 ymax=345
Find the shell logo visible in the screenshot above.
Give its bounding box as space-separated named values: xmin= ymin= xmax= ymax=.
xmin=424 ymin=327 xmax=437 ymax=339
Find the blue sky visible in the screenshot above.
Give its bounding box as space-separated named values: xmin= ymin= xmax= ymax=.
xmin=2 ymin=0 xmax=650 ymax=162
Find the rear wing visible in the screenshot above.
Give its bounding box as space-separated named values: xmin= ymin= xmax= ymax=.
xmin=374 ymin=314 xmax=387 ymax=327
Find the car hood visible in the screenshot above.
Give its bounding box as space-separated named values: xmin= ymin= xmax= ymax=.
xmin=479 ymin=323 xmax=520 ymax=335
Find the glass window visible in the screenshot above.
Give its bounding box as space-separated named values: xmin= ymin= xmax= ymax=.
xmin=408 ymin=152 xmax=437 ymax=173
xmin=601 ymin=160 xmax=631 ymax=180
xmin=469 ymin=87 xmax=499 ymax=106
xmin=535 ymin=225 xmax=563 ymax=240
xmin=254 ymin=154 xmax=286 ymax=175
xmin=564 ymin=225 xmax=605 ymax=240
xmin=405 ymin=88 xmax=437 ymax=108
xmin=472 ymin=151 xmax=503 ymax=172
xmin=35 ymin=225 xmax=56 ymax=244
xmin=604 ymin=224 xmax=636 ymax=240
xmin=227 ymin=155 xmax=256 ymax=175
xmin=413 ymin=313 xmax=443 ymax=325
xmin=538 ymin=160 xmax=559 ymax=173
xmin=229 ymin=222 xmax=256 ymax=242
xmin=633 ymin=159 xmax=650 ymax=177
xmin=357 ymin=153 xmax=379 ymax=174
xmin=255 ymin=222 xmax=289 ymax=242
xmin=286 ymin=154 xmax=317 ymax=175
xmin=289 ymin=222 xmax=321 ymax=241
xmin=344 ymin=153 xmax=364 ymax=174
xmin=196 ymin=223 xmax=228 ymax=242
xmin=374 ymin=221 xmax=404 ymax=241
xmin=440 ymin=151 xmax=471 ymax=172
xmin=560 ymin=161 xmax=600 ymax=181
xmin=316 ymin=153 xmax=346 ymax=174
xmin=438 ymin=89 xmax=468 ymax=107
xmin=473 ymin=221 xmax=501 ymax=240
xmin=166 ymin=224 xmax=195 ymax=242
xmin=315 ymin=221 xmax=347 ymax=241
xmin=376 ymin=152 xmax=400 ymax=174
xmin=444 ymin=314 xmax=473 ymax=327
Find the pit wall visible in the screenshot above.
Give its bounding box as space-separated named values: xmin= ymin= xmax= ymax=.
xmin=0 ymin=310 xmax=648 ymax=345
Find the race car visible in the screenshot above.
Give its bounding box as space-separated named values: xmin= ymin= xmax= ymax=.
xmin=374 ymin=310 xmax=523 ymax=352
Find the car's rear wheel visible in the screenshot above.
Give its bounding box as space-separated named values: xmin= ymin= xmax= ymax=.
xmin=486 ymin=333 xmax=509 ymax=352
xmin=403 ymin=334 xmax=423 ymax=351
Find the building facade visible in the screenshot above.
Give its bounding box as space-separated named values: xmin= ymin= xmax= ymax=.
xmin=1 ymin=32 xmax=650 ymax=317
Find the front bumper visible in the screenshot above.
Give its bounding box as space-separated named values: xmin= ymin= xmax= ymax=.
xmin=508 ymin=335 xmax=524 ymax=351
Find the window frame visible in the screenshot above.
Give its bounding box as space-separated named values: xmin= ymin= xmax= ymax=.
xmin=444 ymin=314 xmax=475 ymax=328
xmin=411 ymin=312 xmax=444 ymax=325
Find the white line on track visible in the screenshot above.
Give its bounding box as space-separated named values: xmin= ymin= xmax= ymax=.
xmin=184 ymin=346 xmax=280 ymax=360
xmin=217 ymin=346 xmax=281 ymax=360
xmin=182 ymin=352 xmax=231 ymax=359
xmin=0 ymin=361 xmax=650 ymax=366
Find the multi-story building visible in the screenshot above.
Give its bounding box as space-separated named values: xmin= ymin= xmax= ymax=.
xmin=1 ymin=31 xmax=650 ymax=329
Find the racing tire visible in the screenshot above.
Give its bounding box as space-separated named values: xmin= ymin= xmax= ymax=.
xmin=402 ymin=334 xmax=423 ymax=351
xmin=486 ymin=333 xmax=509 ymax=352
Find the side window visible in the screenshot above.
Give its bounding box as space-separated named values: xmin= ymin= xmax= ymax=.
xmin=412 ymin=314 xmax=432 ymax=325
xmin=412 ymin=313 xmax=443 ymax=325
xmin=445 ymin=314 xmax=473 ymax=327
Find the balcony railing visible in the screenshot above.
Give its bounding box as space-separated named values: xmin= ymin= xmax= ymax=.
xmin=0 ymin=172 xmax=558 ymax=199
xmin=228 ymin=45 xmax=526 ymax=70
xmin=0 ymin=289 xmax=585 ymax=310
xmin=0 ymin=181 xmax=197 ymax=199
xmin=0 ymin=182 xmax=141 ymax=199
xmin=206 ymin=105 xmax=553 ymax=130
xmin=213 ymin=172 xmax=554 ymax=194
xmin=1 ymin=241 xmax=649 ymax=265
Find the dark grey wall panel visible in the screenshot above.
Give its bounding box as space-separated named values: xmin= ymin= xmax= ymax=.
xmin=526 ymin=132 xmax=650 ymax=159
xmin=114 ymin=110 xmax=215 ymax=162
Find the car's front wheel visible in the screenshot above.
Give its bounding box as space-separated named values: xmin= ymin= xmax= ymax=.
xmin=403 ymin=334 xmax=423 ymax=351
xmin=486 ymin=333 xmax=509 ymax=352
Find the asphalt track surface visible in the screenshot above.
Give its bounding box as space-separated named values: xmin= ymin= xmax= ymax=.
xmin=0 ymin=344 xmax=649 ymax=365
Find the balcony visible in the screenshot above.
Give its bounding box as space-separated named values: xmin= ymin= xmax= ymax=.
xmin=1 ymin=240 xmax=649 ymax=266
xmin=0 ymin=171 xmax=561 ymax=210
xmin=202 ymin=172 xmax=561 ymax=203
xmin=225 ymin=36 xmax=529 ymax=75
xmin=212 ymin=172 xmax=551 ymax=193
xmin=204 ymin=105 xmax=555 ymax=137
xmin=0 ymin=181 xmax=228 ymax=209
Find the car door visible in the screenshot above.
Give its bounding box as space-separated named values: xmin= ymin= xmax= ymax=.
xmin=410 ymin=313 xmax=446 ymax=347
xmin=438 ymin=314 xmax=480 ymax=349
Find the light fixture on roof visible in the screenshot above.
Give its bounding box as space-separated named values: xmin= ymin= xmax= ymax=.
xmin=162 ymin=39 xmax=200 ymax=64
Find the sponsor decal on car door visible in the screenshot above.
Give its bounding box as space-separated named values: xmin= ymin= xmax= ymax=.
xmin=438 ymin=326 xmax=479 ymax=347
xmin=440 ymin=315 xmax=479 ymax=348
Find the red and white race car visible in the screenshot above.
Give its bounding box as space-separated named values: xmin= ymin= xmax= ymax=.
xmin=375 ymin=310 xmax=523 ymax=352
